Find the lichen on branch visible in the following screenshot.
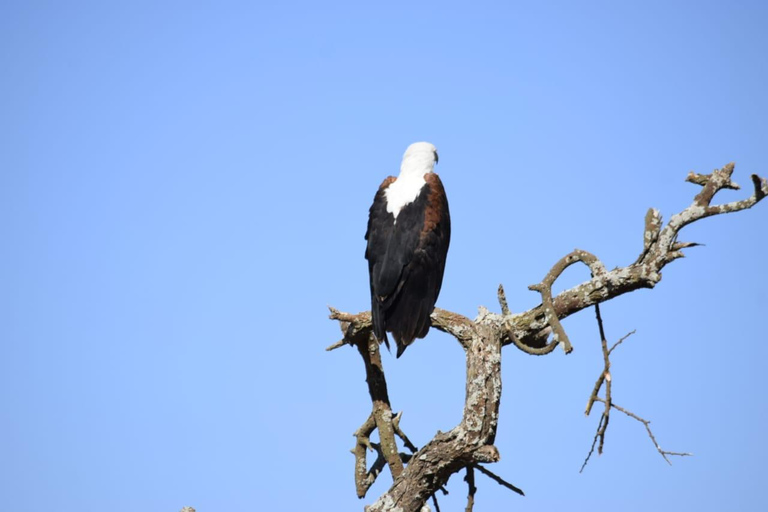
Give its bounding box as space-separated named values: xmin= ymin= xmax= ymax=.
xmin=328 ymin=163 xmax=765 ymax=512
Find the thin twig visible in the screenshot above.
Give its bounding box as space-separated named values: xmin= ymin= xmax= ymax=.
xmin=595 ymin=304 xmax=611 ymax=456
xmin=325 ymin=338 xmax=347 ymax=351
xmin=431 ymin=494 xmax=442 ymax=512
xmin=599 ymin=398 xmax=693 ymax=464
xmin=464 ymin=466 xmax=476 ymax=512
xmin=580 ymin=414 xmax=606 ymax=473
xmin=473 ymin=465 xmax=525 ymax=496
xmin=581 ymin=306 xmax=621 ymax=470
xmin=608 ymin=330 xmax=636 ymax=356
xmin=392 ymin=412 xmax=419 ymax=453
xmin=582 ymin=305 xmax=691 ymax=470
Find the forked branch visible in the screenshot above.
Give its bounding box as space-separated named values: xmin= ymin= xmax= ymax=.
xmin=580 ymin=304 xmax=688 ymax=472
xmin=500 ymin=163 xmax=767 ymax=351
xmin=328 ymin=163 xmax=765 ymax=511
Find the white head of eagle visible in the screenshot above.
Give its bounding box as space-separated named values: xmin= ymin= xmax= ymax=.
xmin=365 ymin=142 xmax=451 ymax=357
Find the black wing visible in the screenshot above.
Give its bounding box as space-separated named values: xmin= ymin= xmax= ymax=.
xmin=386 ymin=174 xmax=450 ymax=356
xmin=365 ymin=176 xmax=421 ymax=347
xmin=365 ymin=175 xmax=450 ymax=356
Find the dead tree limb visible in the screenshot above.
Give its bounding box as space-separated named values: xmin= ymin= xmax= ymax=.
xmin=579 ymin=304 xmax=688 ymax=472
xmin=502 ymin=163 xmax=767 ymax=350
xmin=329 ymin=163 xmax=766 ymax=511
xmin=596 ymin=398 xmax=693 ymax=464
xmin=473 ymin=464 xmax=525 ymax=496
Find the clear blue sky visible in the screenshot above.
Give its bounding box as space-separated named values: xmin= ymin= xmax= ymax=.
xmin=2 ymin=1 xmax=766 ymax=511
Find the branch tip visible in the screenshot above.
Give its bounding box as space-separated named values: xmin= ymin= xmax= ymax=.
xmin=326 ymin=339 xmax=347 ymax=351
xmin=473 ymin=465 xmax=525 ymax=497
xmin=752 ymin=173 xmax=768 ymax=200
xmin=497 ymin=284 xmax=511 ymax=316
xmin=464 ymin=466 xmax=476 ymax=512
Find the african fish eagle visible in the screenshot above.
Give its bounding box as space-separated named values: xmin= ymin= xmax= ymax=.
xmin=365 ymin=142 xmax=451 ymax=357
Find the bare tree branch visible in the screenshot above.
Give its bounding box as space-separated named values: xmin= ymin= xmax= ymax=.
xmin=597 ymin=398 xmax=693 ymax=464
xmin=353 ymin=413 xmax=381 ymax=495
xmin=580 ymin=413 xmax=607 ymax=474
xmin=431 ymin=494 xmax=442 ymax=512
xmin=525 ymin=249 xmax=606 ymax=354
xmin=356 ymin=334 xmax=403 ymax=480
xmin=581 ymin=304 xmax=618 ymax=472
xmin=499 ymin=284 xmax=557 ymax=355
xmin=500 ymin=163 xmax=767 ymax=350
xmin=366 ymin=316 xmax=502 ymax=512
xmin=328 ymin=307 xmax=409 ymax=496
xmin=392 ymin=412 xmax=419 ymax=454
xmin=329 ymin=164 xmax=765 ymax=510
xmin=473 ymin=464 xmax=525 ymax=497
xmin=609 ymin=330 xmax=636 ymax=356
xmin=581 ymin=305 xmax=688 ymax=471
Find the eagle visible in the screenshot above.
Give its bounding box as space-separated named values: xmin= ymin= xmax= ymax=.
xmin=365 ymin=142 xmax=451 ymax=357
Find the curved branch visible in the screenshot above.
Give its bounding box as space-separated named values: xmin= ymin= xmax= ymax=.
xmin=353 ymin=413 xmax=385 ymax=496
xmin=356 ymin=335 xmax=403 ymax=478
xmin=499 ymin=284 xmax=558 ymax=355
xmin=525 ymin=250 xmax=606 ymax=354
xmin=503 ymin=164 xmax=766 ymax=348
xmin=327 ymin=308 xmax=404 ymax=491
